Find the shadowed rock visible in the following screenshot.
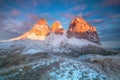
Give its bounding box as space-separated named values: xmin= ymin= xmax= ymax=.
xmin=67 ymin=17 xmax=100 ymax=44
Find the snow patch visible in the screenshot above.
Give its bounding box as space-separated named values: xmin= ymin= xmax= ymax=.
xmin=0 ymin=33 xmax=100 ymax=55
xmin=66 ymin=38 xmax=97 ymax=47
xmin=24 ymin=49 xmax=43 ymax=54
xmin=49 ymin=58 xmax=107 ymax=80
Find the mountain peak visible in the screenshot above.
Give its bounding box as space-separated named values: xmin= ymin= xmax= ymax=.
xmin=19 ymin=18 xmax=49 ymax=40
xmin=51 ymin=21 xmax=65 ymax=34
xmin=37 ymin=18 xmax=48 ymax=25
xmin=51 ymin=21 xmax=62 ymax=30
xmin=4 ymin=17 xmax=100 ymax=44
xmin=71 ymin=17 xmax=84 ymax=23
xmin=67 ymin=17 xmax=100 ymax=44
xmin=69 ymin=17 xmax=96 ymax=32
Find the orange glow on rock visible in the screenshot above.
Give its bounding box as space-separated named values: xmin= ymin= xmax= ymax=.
xmin=37 ymin=18 xmax=48 ymax=25
xmin=68 ymin=17 xmax=97 ymax=33
xmin=51 ymin=21 xmax=65 ymax=34
xmin=19 ymin=18 xmax=49 ymax=40
xmin=3 ymin=17 xmax=99 ymax=43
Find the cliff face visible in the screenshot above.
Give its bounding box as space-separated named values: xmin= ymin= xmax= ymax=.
xmin=20 ymin=18 xmax=49 ymax=40
xmin=67 ymin=17 xmax=100 ymax=44
xmin=51 ymin=21 xmax=65 ymax=34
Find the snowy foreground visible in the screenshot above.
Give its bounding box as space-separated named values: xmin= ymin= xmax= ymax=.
xmin=0 ymin=34 xmax=120 ymax=80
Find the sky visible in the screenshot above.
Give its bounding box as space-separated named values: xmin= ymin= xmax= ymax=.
xmin=0 ymin=0 xmax=120 ymax=48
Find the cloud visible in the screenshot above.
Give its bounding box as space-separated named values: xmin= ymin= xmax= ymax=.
xmin=0 ymin=17 xmax=34 ymax=40
xmin=74 ymin=5 xmax=86 ymax=11
xmin=89 ymin=19 xmax=104 ymax=24
xmin=0 ymin=19 xmax=22 ymax=40
xmin=26 ymin=13 xmax=56 ymax=25
xmin=96 ymin=0 xmax=120 ymax=8
xmin=98 ymin=24 xmax=120 ymax=43
xmin=69 ymin=4 xmax=87 ymax=12
xmin=83 ymin=12 xmax=92 ymax=18
xmin=59 ymin=0 xmax=84 ymax=7
xmin=103 ymin=0 xmax=120 ymax=6
xmin=0 ymin=0 xmax=4 ymax=5
xmin=32 ymin=0 xmax=38 ymax=6
xmin=30 ymin=0 xmax=51 ymax=6
xmin=10 ymin=9 xmax=20 ymax=17
xmin=0 ymin=13 xmax=7 ymax=21
xmin=40 ymin=13 xmax=55 ymax=21
xmin=102 ymin=41 xmax=120 ymax=48
xmin=0 ymin=12 xmax=55 ymax=40
xmin=21 ymin=20 xmax=33 ymax=31
xmin=27 ymin=14 xmax=40 ymax=21
xmin=111 ymin=14 xmax=120 ymax=18
xmin=61 ymin=13 xmax=75 ymax=19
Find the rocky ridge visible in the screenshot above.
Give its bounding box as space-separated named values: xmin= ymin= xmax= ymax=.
xmin=5 ymin=17 xmax=100 ymax=44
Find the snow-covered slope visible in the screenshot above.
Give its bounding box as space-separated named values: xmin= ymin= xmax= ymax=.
xmin=0 ymin=33 xmax=118 ymax=57
xmin=0 ymin=33 xmax=100 ymax=54
xmin=0 ymin=33 xmax=119 ymax=80
xmin=45 ymin=33 xmax=98 ymax=47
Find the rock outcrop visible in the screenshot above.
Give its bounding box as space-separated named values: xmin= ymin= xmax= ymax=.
xmin=51 ymin=21 xmax=65 ymax=34
xmin=20 ymin=18 xmax=49 ymax=40
xmin=3 ymin=17 xmax=100 ymax=44
xmin=67 ymin=17 xmax=100 ymax=44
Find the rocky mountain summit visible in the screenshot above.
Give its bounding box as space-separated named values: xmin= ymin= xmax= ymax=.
xmin=0 ymin=17 xmax=120 ymax=80
xmin=51 ymin=21 xmax=65 ymax=34
xmin=5 ymin=17 xmax=100 ymax=44
xmin=67 ymin=17 xmax=100 ymax=44
xmin=19 ymin=18 xmax=49 ymax=40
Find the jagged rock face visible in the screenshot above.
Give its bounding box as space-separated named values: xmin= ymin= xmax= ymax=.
xmin=67 ymin=17 xmax=100 ymax=44
xmin=51 ymin=21 xmax=65 ymax=34
xmin=20 ymin=18 xmax=49 ymax=40
xmin=3 ymin=17 xmax=100 ymax=43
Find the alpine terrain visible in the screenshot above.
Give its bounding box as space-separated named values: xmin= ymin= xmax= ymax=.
xmin=0 ymin=17 xmax=120 ymax=80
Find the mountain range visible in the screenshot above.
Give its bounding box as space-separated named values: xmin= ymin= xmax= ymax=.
xmin=0 ymin=17 xmax=120 ymax=80
xmin=5 ymin=17 xmax=100 ymax=45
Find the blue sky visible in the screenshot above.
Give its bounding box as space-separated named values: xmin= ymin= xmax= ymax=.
xmin=0 ymin=0 xmax=120 ymax=48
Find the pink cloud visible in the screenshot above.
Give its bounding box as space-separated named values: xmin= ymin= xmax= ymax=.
xmin=104 ymin=0 xmax=120 ymax=5
xmin=69 ymin=4 xmax=87 ymax=12
xmin=0 ymin=0 xmax=4 ymax=5
xmin=31 ymin=0 xmax=51 ymax=6
xmin=98 ymin=0 xmax=120 ymax=7
xmin=61 ymin=13 xmax=75 ymax=19
xmin=90 ymin=19 xmax=104 ymax=24
xmin=32 ymin=0 xmax=38 ymax=6
xmin=83 ymin=12 xmax=92 ymax=18
xmin=27 ymin=13 xmax=55 ymax=22
xmin=77 ymin=13 xmax=83 ymax=17
xmin=27 ymin=14 xmax=40 ymax=21
xmin=59 ymin=0 xmax=81 ymax=7
xmin=40 ymin=13 xmax=55 ymax=21
xmin=20 ymin=20 xmax=33 ymax=32
xmin=10 ymin=9 xmax=20 ymax=17
xmin=75 ymin=5 xmax=86 ymax=11
xmin=111 ymin=14 xmax=120 ymax=18
xmin=0 ymin=13 xmax=6 ymax=19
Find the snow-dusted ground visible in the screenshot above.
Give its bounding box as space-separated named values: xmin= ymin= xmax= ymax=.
xmin=0 ymin=33 xmax=119 ymax=80
xmin=76 ymin=54 xmax=120 ymax=80
xmin=0 ymin=55 xmax=108 ymax=80
xmin=49 ymin=58 xmax=107 ymax=80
